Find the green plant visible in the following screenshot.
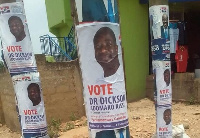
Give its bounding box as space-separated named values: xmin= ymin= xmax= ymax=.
xmin=0 ymin=61 xmax=4 ymax=69
xmin=48 ymin=118 xmax=61 ymax=138
xmin=45 ymin=56 xmax=56 ymax=62
xmin=189 ymin=96 xmax=195 ymax=105
xmin=70 ymin=112 xmax=78 ymax=121
xmin=63 ymin=122 xmax=75 ymax=132
xmin=70 ymin=49 xmax=78 ymax=60
xmin=83 ymin=120 xmax=87 ymax=126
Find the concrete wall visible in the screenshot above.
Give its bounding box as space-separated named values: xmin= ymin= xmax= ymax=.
xmin=0 ymin=69 xmax=6 ymax=124
xmin=0 ymin=70 xmax=19 ymax=131
xmin=0 ymin=54 xmax=85 ymax=132
xmin=146 ymin=73 xmax=200 ymax=102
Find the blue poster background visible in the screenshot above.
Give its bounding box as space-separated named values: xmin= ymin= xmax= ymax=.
xmin=151 ymin=38 xmax=170 ymax=61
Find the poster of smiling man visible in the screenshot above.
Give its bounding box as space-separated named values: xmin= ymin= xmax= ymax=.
xmin=156 ymin=105 xmax=172 ymax=138
xmin=153 ymin=61 xmax=172 ymax=105
xmin=0 ymin=2 xmax=37 ymax=75
xmin=153 ymin=60 xmax=172 ymax=138
xmin=0 ymin=2 xmax=48 ymax=138
xmin=12 ymin=72 xmax=48 ymax=138
xmin=149 ymin=5 xmax=169 ymax=41
xmin=76 ymin=22 xmax=130 ymax=138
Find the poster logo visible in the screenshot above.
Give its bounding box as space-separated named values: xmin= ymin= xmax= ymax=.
xmin=160 ymin=7 xmax=167 ymax=13
xmin=13 ymin=76 xmax=31 ymax=82
xmin=0 ymin=6 xmax=10 ymax=14
xmin=165 ymin=62 xmax=170 ymax=68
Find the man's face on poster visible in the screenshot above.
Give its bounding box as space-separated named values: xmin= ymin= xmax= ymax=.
xmin=164 ymin=70 xmax=170 ymax=85
xmin=9 ymin=18 xmax=24 ymax=38
xmin=94 ymin=33 xmax=118 ymax=63
xmin=28 ymin=84 xmax=41 ymax=106
xmin=163 ymin=109 xmax=171 ymax=125
xmin=162 ymin=14 xmax=168 ymax=29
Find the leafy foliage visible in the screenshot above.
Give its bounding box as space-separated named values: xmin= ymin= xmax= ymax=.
xmin=48 ymin=118 xmax=61 ymax=138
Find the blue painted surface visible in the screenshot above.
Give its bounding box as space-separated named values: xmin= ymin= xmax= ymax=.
xmin=40 ymin=26 xmax=78 ymax=61
xmin=140 ymin=0 xmax=200 ymax=4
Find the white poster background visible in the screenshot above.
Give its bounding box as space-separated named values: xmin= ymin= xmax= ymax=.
xmin=76 ymin=22 xmax=129 ymax=136
xmin=12 ymin=72 xmax=48 ymax=136
xmin=0 ymin=2 xmax=37 ymax=74
xmin=156 ymin=106 xmax=172 ymax=138
xmin=149 ymin=5 xmax=169 ymax=39
xmin=153 ymin=61 xmax=172 ymax=105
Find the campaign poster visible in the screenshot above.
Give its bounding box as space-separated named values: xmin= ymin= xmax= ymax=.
xmin=149 ymin=5 xmax=170 ymax=41
xmin=153 ymin=61 xmax=172 ymax=105
xmin=156 ymin=105 xmax=172 ymax=138
xmin=76 ymin=22 xmax=129 ymax=138
xmin=0 ymin=2 xmax=37 ymax=75
xmin=12 ymin=72 xmax=48 ymax=138
xmin=151 ymin=38 xmax=170 ymax=61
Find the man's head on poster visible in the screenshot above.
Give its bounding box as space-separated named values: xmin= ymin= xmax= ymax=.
xmin=163 ymin=109 xmax=171 ymax=125
xmin=162 ymin=13 xmax=168 ymax=29
xmin=27 ymin=83 xmax=41 ymax=106
xmin=164 ymin=69 xmax=170 ymax=87
xmin=93 ymin=27 xmax=120 ymax=77
xmin=8 ymin=16 xmax=26 ymax=42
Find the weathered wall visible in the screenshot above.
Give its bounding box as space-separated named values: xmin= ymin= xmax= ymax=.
xmin=0 ymin=69 xmax=21 ymax=132
xmin=0 ymin=70 xmax=18 ymax=130
xmin=146 ymin=73 xmax=200 ymax=102
xmin=0 ymin=69 xmax=6 ymax=124
xmin=0 ymin=54 xmax=85 ymax=132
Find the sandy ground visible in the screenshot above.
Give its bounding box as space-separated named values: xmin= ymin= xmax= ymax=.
xmin=0 ymin=124 xmax=21 ymax=138
xmin=1 ymin=98 xmax=200 ymax=138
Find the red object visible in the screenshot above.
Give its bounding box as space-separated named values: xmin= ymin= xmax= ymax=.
xmin=175 ymin=45 xmax=188 ymax=72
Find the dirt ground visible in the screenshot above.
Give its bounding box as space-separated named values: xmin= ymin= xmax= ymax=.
xmin=1 ymin=98 xmax=200 ymax=138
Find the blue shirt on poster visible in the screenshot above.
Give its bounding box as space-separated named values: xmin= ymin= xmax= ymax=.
xmin=151 ymin=38 xmax=170 ymax=61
